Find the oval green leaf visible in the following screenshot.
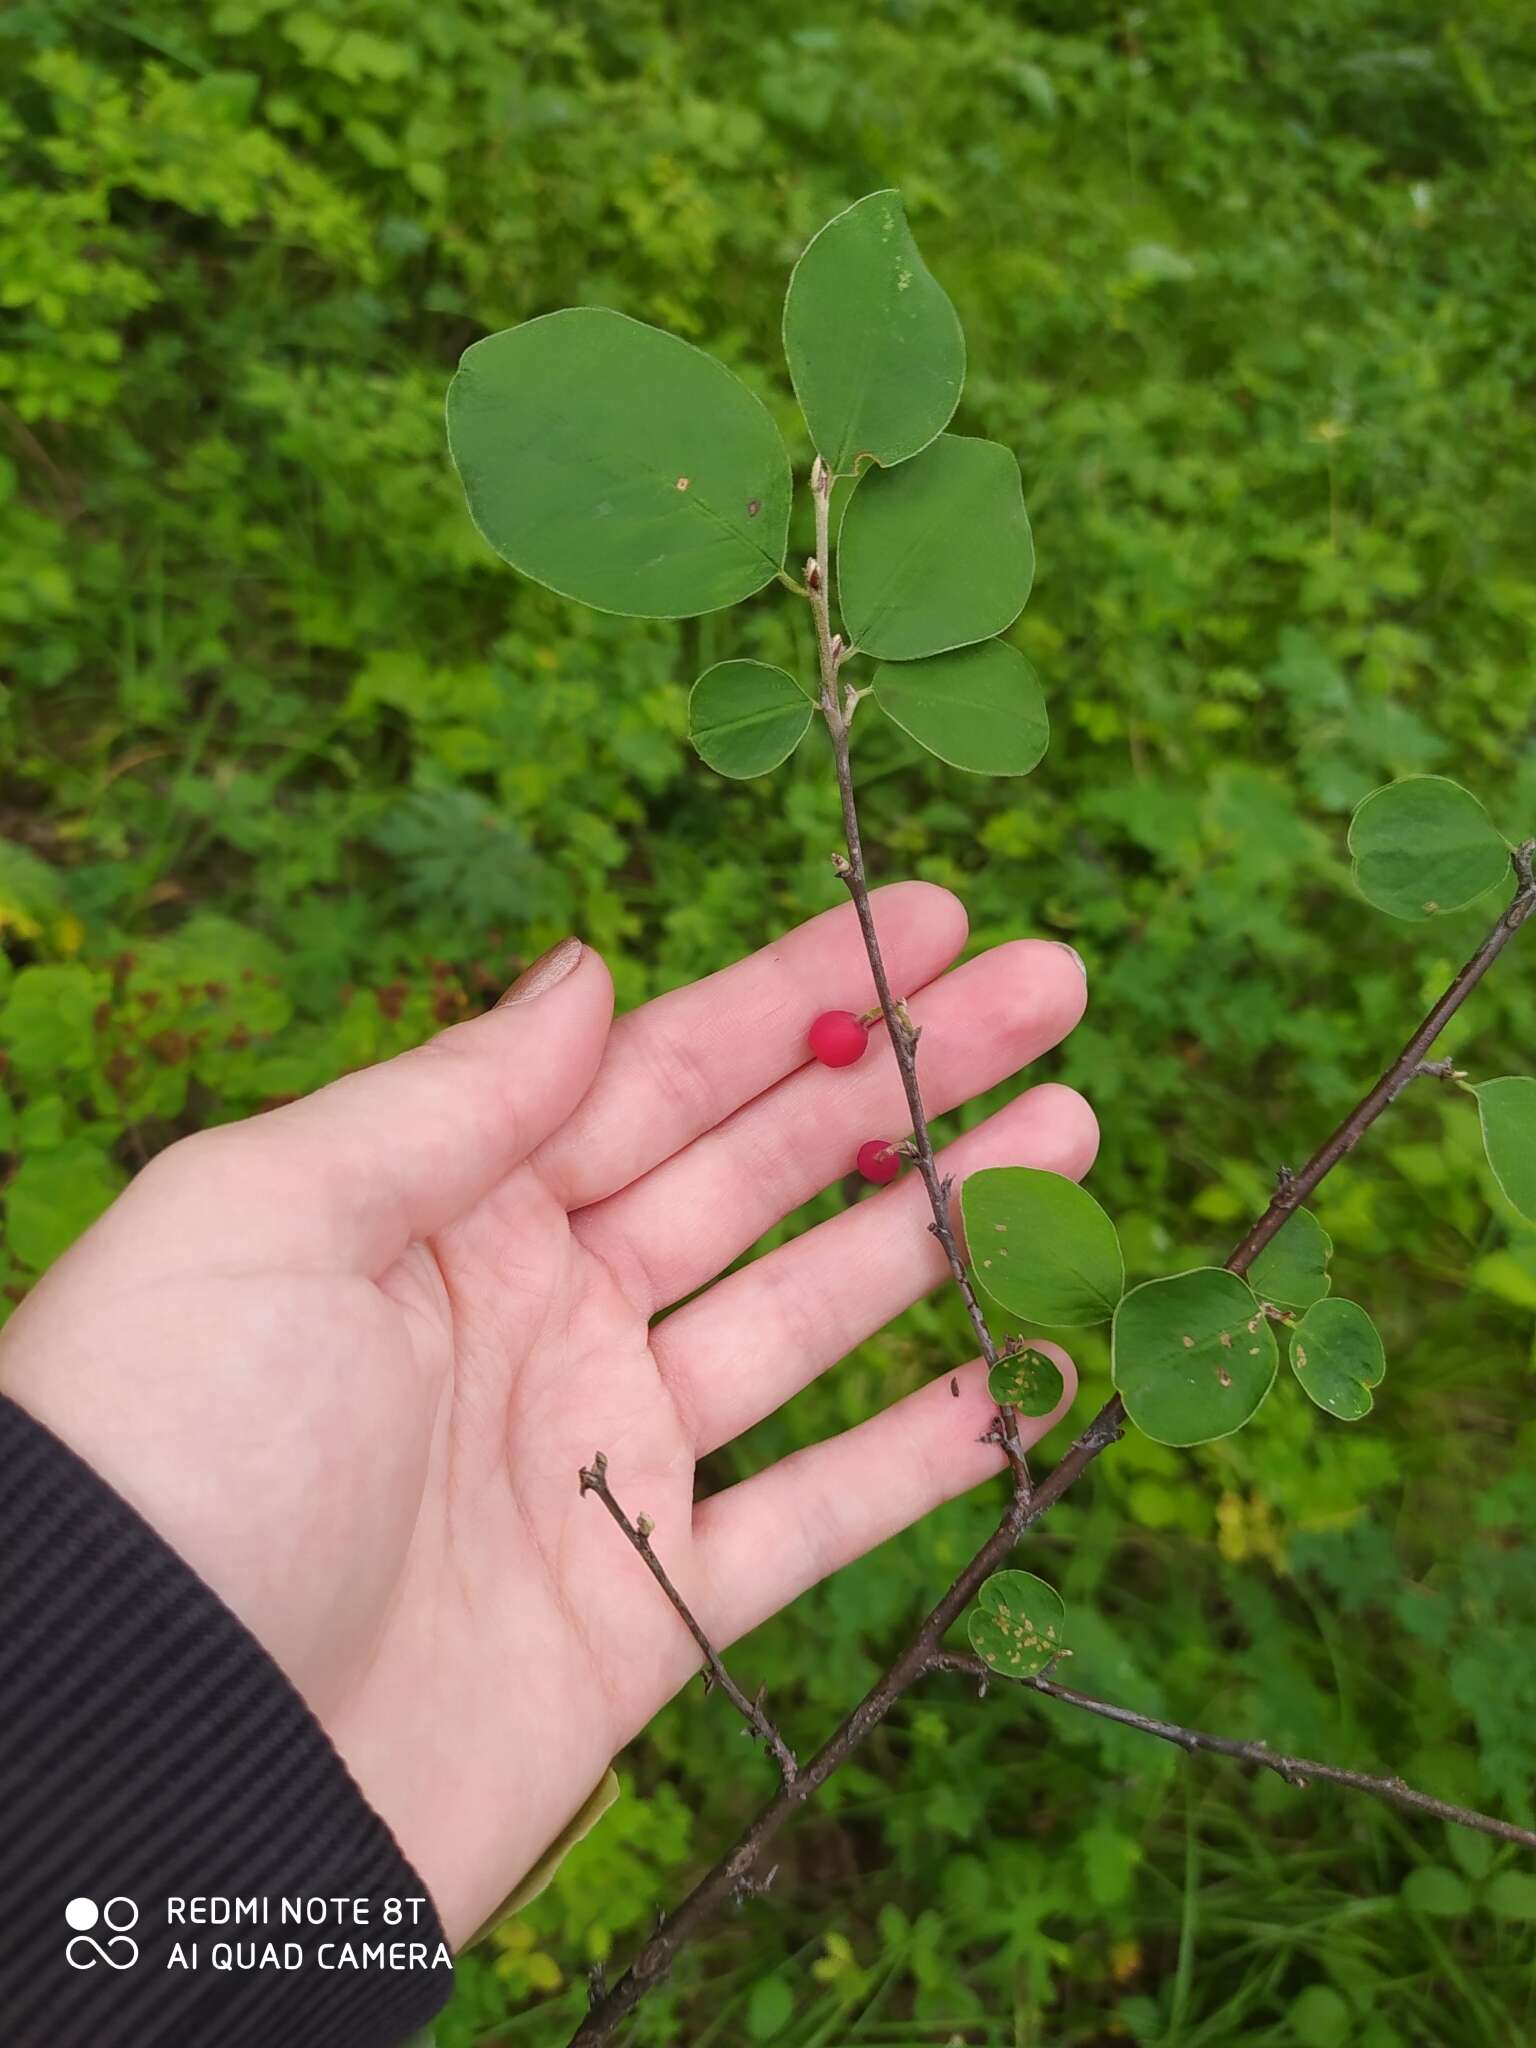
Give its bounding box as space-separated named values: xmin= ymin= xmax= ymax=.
xmin=1472 ymin=1076 xmax=1536 ymax=1222
xmin=783 ymin=190 xmax=964 ymax=476
xmin=1289 ymin=1297 xmax=1385 ymax=1421
xmin=1112 ymin=1267 xmax=1278 ymax=1447
xmin=961 ymin=1167 xmax=1123 ymax=1328
xmin=988 ymin=1347 xmax=1066 ymax=1418
xmin=1486 ymin=1870 xmax=1536 ymax=1922
xmin=1401 ymin=1866 xmax=1474 ymax=1918
xmin=688 ymin=661 xmax=814 ymax=779
xmin=1287 ymin=1987 xmax=1351 ymax=2048
xmin=1247 ymin=1207 xmax=1333 ymax=1311
xmin=447 ymin=308 xmax=792 ymax=619
xmin=967 ymin=1569 xmax=1066 ymax=1680
xmin=1348 ymin=776 xmax=1509 ymax=921
xmin=873 ymin=640 xmax=1048 ymax=777
xmin=837 ymin=435 xmax=1034 ymax=661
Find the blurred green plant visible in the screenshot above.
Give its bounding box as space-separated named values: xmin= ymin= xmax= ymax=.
xmin=4 ymin=1 xmax=1536 ymax=2042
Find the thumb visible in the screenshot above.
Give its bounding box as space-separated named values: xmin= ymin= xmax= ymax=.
xmin=161 ymin=939 xmax=614 ymax=1270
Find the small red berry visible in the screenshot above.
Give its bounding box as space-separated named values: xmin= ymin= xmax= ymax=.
xmin=857 ymin=1139 xmax=901 ymax=1185
xmin=808 ymin=1010 xmax=869 ymax=1068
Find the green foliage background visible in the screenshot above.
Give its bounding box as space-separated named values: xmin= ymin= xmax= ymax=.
xmin=5 ymin=2 xmax=1536 ymax=2041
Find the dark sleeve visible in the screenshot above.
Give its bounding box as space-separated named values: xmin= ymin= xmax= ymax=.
xmin=0 ymin=1395 xmax=456 ymax=2048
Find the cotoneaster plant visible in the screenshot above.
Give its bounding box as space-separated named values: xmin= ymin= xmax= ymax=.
xmin=444 ymin=192 xmax=1536 ymax=2044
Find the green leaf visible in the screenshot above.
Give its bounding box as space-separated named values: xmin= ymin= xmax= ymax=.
xmin=1485 ymin=1870 xmax=1536 ymax=1921
xmin=1348 ymin=776 xmax=1509 ymax=921
xmin=1472 ymin=1077 xmax=1536 ymax=1222
xmin=0 ymin=965 xmax=108 ymax=1080
xmin=1448 ymin=1825 xmax=1495 ymax=1882
xmin=1400 ymin=1865 xmax=1473 ymax=1917
xmin=873 ymin=640 xmax=1048 ymax=777
xmin=5 ymin=1139 xmax=123 ymax=1272
xmin=837 ymin=435 xmax=1034 ymax=660
xmin=746 ymin=1973 xmax=796 ymax=2042
xmin=1288 ymin=1986 xmax=1352 ymax=2048
xmin=1079 ymin=1824 xmax=1143 ymax=1908
xmin=961 ymin=1167 xmax=1124 ymax=1327
xmin=967 ymin=1569 xmax=1066 ymax=1679
xmin=0 ymin=836 xmax=73 ymax=947
xmin=1289 ymin=1298 xmax=1386 ymax=1421
xmin=447 ymin=308 xmax=791 ymax=619
xmin=988 ymin=1347 xmax=1066 ymax=1418
xmin=688 ymin=661 xmax=814 ymax=778
xmin=783 ymin=189 xmax=964 ymax=476
xmin=1112 ymin=1267 xmax=1278 ymax=1446
xmin=1470 ymin=1249 xmax=1536 ymax=1308
xmin=1248 ymin=1207 xmax=1333 ymax=1310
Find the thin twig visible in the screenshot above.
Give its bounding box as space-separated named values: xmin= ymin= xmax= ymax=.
xmin=806 ymin=458 xmax=1031 ymax=1493
xmin=578 ymin=1454 xmax=797 ymax=1784
xmin=931 ymin=1653 xmax=1536 ymax=1851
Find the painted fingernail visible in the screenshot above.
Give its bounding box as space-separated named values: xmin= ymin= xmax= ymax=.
xmin=1052 ymin=942 xmax=1088 ymax=981
xmin=498 ymin=937 xmax=583 ymax=1007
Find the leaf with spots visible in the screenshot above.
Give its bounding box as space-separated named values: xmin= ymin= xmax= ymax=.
xmin=1290 ymin=1297 xmax=1385 ymax=1421
xmin=447 ymin=308 xmax=791 ymax=619
xmin=688 ymin=661 xmax=814 ymax=778
xmin=961 ymin=1167 xmax=1123 ymax=1327
xmin=1248 ymin=1206 xmax=1332 ymax=1310
xmin=1112 ymin=1267 xmax=1278 ymax=1446
xmin=987 ymin=1347 xmax=1065 ymax=1418
xmin=783 ymin=190 xmax=964 ymax=475
xmin=967 ymin=1570 xmax=1066 ymax=1679
xmin=1348 ymin=776 xmax=1509 ymax=921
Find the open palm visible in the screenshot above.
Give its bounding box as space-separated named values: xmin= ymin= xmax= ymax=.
xmin=0 ymin=885 xmax=1092 ymax=1946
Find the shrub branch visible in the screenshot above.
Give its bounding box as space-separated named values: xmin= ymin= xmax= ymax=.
xmin=1067 ymin=834 xmax=1536 ymax=1461
xmin=1226 ymin=835 xmax=1536 ymax=1275
xmin=930 ymin=1654 xmax=1536 ymax=1851
xmin=567 ymin=495 xmax=1536 ymax=2048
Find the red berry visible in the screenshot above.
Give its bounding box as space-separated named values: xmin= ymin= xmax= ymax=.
xmin=857 ymin=1138 xmax=901 ymax=1185
xmin=808 ymin=1010 xmax=869 ymax=1068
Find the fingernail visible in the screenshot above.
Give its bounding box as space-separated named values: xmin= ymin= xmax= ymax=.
xmin=498 ymin=937 xmax=583 ymax=1007
xmin=1052 ymin=942 xmax=1088 ymax=981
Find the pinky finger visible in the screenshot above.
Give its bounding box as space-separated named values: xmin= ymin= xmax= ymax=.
xmin=690 ymin=1347 xmax=1077 ymax=1649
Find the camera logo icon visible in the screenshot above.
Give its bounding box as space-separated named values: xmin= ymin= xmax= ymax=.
xmin=64 ymin=1896 xmax=140 ymax=1970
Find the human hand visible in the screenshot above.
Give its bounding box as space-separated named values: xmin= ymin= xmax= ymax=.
xmin=0 ymin=888 xmax=1093 ymax=1946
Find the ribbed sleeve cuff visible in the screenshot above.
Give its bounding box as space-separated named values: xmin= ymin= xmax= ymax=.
xmin=0 ymin=1395 xmax=455 ymax=2048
